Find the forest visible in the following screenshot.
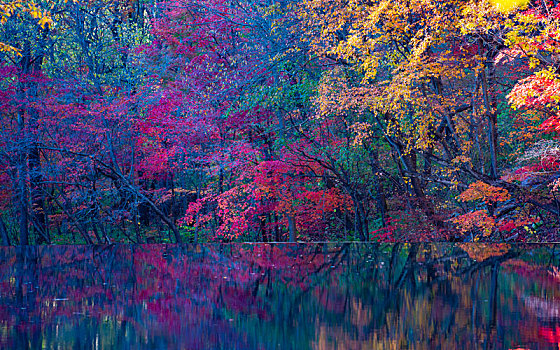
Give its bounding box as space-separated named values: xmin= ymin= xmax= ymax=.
xmin=1 ymin=0 xmax=560 ymax=244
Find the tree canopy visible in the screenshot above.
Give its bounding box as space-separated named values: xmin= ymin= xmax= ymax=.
xmin=1 ymin=0 xmax=560 ymax=244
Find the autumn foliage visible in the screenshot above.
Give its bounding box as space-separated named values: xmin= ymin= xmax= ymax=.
xmin=0 ymin=0 xmax=560 ymax=244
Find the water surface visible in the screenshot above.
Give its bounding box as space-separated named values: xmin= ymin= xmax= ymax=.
xmin=0 ymin=243 xmax=558 ymax=349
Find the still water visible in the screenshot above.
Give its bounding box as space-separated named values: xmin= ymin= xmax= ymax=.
xmin=0 ymin=243 xmax=558 ymax=349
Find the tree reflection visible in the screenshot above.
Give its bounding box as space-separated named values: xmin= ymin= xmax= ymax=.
xmin=0 ymin=243 xmax=558 ymax=349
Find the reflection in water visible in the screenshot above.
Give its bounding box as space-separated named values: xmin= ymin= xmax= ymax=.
xmin=0 ymin=243 xmax=558 ymax=349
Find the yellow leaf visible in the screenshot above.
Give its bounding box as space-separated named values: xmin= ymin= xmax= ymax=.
xmin=490 ymin=0 xmax=529 ymax=13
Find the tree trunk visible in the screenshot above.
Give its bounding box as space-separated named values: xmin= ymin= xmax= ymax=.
xmin=368 ymin=148 xmax=387 ymax=227
xmin=17 ymin=109 xmax=29 ymax=246
xmin=288 ymin=215 xmax=296 ymax=242
xmin=29 ymin=145 xmax=48 ymax=244
xmin=16 ymin=38 xmax=47 ymax=245
xmin=0 ymin=216 xmax=11 ymax=246
xmin=480 ymin=39 xmax=498 ymax=180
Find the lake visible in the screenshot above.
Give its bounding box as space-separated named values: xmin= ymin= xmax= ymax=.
xmin=0 ymin=243 xmax=558 ymax=349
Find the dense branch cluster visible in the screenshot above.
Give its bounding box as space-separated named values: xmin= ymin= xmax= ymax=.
xmin=1 ymin=0 xmax=560 ymax=244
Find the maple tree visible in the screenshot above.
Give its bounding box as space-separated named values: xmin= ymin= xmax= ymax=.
xmin=0 ymin=0 xmax=560 ymax=244
xmin=293 ymin=0 xmax=560 ymax=241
